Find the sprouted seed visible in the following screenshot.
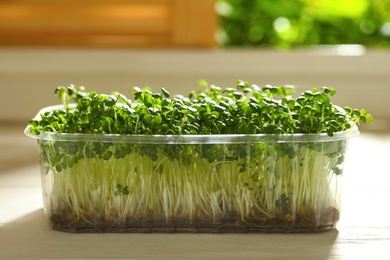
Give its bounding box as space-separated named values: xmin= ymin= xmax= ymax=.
xmin=27 ymin=80 xmax=373 ymax=232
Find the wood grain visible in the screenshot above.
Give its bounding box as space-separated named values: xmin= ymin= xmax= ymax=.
xmin=0 ymin=0 xmax=217 ymax=47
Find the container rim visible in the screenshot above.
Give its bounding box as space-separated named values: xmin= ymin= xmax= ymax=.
xmin=24 ymin=105 xmax=360 ymax=144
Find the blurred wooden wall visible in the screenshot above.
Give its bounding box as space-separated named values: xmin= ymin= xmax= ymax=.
xmin=0 ymin=0 xmax=217 ymax=47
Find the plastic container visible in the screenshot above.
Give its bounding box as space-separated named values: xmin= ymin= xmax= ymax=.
xmin=25 ymin=106 xmax=359 ymax=233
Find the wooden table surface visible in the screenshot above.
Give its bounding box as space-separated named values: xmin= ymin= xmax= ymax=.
xmin=1 ymin=124 xmax=390 ymax=259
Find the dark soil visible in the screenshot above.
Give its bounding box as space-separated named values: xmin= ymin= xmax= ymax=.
xmin=49 ymin=207 xmax=340 ymax=233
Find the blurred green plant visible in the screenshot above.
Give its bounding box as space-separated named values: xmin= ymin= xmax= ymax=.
xmin=217 ymin=0 xmax=390 ymax=49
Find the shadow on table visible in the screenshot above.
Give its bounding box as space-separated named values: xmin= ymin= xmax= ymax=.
xmin=0 ymin=209 xmax=339 ymax=260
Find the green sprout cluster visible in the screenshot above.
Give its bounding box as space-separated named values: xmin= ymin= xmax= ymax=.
xmin=28 ymin=81 xmax=373 ymax=232
xmin=30 ymin=81 xmax=373 ymax=137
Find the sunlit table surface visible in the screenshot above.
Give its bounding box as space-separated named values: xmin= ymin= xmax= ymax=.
xmin=1 ymin=124 xmax=390 ymax=260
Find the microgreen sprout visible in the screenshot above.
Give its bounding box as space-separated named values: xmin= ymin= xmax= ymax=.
xmin=27 ymin=81 xmax=373 ymax=232
xmin=30 ymin=81 xmax=373 ymax=137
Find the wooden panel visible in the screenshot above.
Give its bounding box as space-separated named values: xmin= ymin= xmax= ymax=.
xmin=0 ymin=4 xmax=169 ymax=34
xmin=0 ymin=1 xmax=170 ymax=47
xmin=171 ymin=0 xmax=217 ymax=47
xmin=0 ymin=0 xmax=217 ymax=47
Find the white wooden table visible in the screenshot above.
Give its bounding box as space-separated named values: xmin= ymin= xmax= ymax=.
xmin=1 ymin=124 xmax=390 ymax=259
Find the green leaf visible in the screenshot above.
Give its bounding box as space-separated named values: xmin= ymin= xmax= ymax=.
xmin=198 ymin=79 xmax=208 ymax=88
xmin=152 ymin=115 xmax=163 ymax=125
xmin=366 ymin=114 xmax=374 ymax=124
xmin=161 ymin=88 xmax=170 ymax=98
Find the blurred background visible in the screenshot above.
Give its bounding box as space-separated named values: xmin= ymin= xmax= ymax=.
xmin=0 ymin=0 xmax=389 ymax=127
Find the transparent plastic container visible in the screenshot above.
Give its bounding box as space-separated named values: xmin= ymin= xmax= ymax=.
xmin=25 ymin=106 xmax=359 ymax=233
